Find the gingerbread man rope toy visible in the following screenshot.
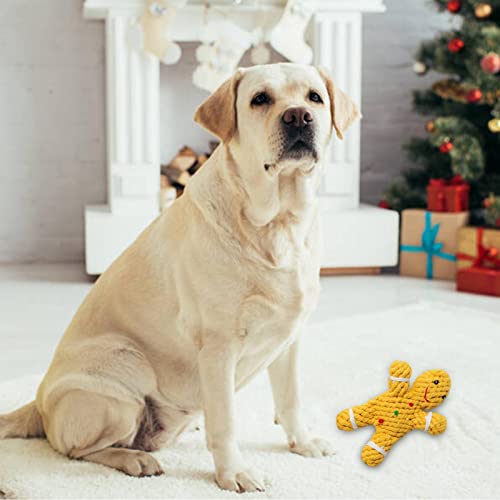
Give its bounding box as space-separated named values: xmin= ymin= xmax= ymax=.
xmin=337 ymin=360 xmax=451 ymax=466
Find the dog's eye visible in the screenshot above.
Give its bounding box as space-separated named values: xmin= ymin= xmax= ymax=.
xmin=309 ymin=91 xmax=323 ymax=104
xmin=251 ymin=92 xmax=271 ymax=106
xmin=433 ymin=380 xmax=439 ymax=385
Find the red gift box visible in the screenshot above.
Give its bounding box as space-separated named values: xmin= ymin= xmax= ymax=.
xmin=456 ymin=226 xmax=500 ymax=297
xmin=457 ymin=267 xmax=500 ymax=297
xmin=427 ymin=175 xmax=470 ymax=212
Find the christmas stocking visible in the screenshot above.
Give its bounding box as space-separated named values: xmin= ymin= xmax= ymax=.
xmin=130 ymin=0 xmax=187 ymax=65
xmin=193 ymin=21 xmax=258 ymax=92
xmin=269 ymin=0 xmax=313 ymax=64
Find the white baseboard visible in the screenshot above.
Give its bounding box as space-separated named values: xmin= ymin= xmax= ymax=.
xmin=85 ymin=203 xmax=399 ymax=274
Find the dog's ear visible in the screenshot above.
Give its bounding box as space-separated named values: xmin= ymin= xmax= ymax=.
xmin=193 ymin=70 xmax=244 ymax=143
xmin=316 ymin=66 xmax=360 ymax=140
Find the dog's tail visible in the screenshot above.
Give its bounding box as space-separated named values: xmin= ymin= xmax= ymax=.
xmin=0 ymin=401 xmax=45 ymax=439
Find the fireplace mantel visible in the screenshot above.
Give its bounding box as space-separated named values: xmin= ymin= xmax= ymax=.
xmin=84 ymin=0 xmax=386 ymax=20
xmin=83 ymin=0 xmax=398 ymax=275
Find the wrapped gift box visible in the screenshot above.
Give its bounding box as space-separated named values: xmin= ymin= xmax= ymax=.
xmin=457 ymin=226 xmax=500 ymax=270
xmin=426 ymin=176 xmax=470 ymax=213
xmin=400 ymin=209 xmax=469 ymax=280
xmin=456 ymin=226 xmax=500 ymax=297
xmin=457 ymin=268 xmax=500 ymax=297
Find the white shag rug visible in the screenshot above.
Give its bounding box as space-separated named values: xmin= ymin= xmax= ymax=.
xmin=1 ymin=302 xmax=500 ymax=499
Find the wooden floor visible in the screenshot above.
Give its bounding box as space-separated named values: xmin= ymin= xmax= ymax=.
xmin=320 ymin=267 xmax=380 ymax=276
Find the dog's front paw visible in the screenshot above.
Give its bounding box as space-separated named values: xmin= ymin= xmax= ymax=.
xmin=215 ymin=467 xmax=267 ymax=493
xmin=290 ymin=437 xmax=335 ymax=458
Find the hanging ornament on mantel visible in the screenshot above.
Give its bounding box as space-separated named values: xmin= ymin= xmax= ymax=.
xmin=193 ymin=20 xmax=259 ymax=92
xmin=251 ymin=43 xmax=271 ymax=64
xmin=129 ymin=0 xmax=187 ymax=65
xmin=269 ymin=0 xmax=314 ymax=64
xmin=249 ymin=27 xmax=271 ymax=65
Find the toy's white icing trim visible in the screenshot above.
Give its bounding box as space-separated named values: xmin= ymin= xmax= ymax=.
xmin=425 ymin=411 xmax=433 ymax=432
xmin=367 ymin=440 xmax=386 ymax=456
xmin=389 ymin=376 xmax=411 ymax=382
xmin=349 ymin=408 xmax=358 ymax=429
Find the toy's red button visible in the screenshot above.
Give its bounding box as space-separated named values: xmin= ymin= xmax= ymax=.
xmin=378 ymin=418 xmax=384 ymax=424
xmin=409 ymin=402 xmax=414 ymax=407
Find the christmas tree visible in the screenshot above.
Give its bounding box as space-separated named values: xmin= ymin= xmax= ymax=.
xmin=384 ymin=0 xmax=500 ymax=227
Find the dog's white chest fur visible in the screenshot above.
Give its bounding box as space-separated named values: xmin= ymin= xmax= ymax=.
xmin=234 ymin=215 xmax=320 ymax=387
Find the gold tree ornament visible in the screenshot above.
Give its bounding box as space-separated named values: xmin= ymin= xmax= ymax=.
xmin=425 ymin=120 xmax=436 ymax=133
xmin=475 ymin=3 xmax=493 ymax=19
xmin=488 ymin=118 xmax=500 ymax=133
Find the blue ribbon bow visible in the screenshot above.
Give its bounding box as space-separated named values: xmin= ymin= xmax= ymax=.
xmin=401 ymin=211 xmax=456 ymax=279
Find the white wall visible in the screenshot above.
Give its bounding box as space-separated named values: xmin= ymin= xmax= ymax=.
xmin=0 ymin=0 xmax=447 ymax=262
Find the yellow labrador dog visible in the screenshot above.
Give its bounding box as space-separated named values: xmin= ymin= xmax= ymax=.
xmin=0 ymin=63 xmax=359 ymax=492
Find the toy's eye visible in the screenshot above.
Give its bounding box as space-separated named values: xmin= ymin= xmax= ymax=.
xmin=309 ymin=91 xmax=323 ymax=103
xmin=433 ymin=380 xmax=439 ymax=385
xmin=251 ymin=92 xmax=271 ymax=106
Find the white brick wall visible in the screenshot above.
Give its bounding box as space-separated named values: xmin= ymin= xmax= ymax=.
xmin=0 ymin=0 xmax=448 ymax=262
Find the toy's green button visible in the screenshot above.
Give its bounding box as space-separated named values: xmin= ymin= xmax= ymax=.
xmin=394 ymin=410 xmax=399 ymax=416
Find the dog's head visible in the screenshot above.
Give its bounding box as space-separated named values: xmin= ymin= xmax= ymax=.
xmin=194 ymin=63 xmax=360 ymax=175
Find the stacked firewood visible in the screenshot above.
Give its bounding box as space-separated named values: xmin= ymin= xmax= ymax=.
xmin=160 ymin=141 xmax=218 ymax=210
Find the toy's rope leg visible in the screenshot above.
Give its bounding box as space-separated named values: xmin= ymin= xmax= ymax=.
xmin=336 ymin=404 xmax=372 ymax=431
xmin=361 ymin=430 xmax=398 ymax=467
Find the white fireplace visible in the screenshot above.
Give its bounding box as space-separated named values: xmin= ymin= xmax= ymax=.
xmin=83 ymin=0 xmax=399 ymax=275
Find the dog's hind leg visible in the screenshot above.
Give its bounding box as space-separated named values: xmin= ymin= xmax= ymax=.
xmin=45 ymin=388 xmax=164 ymax=477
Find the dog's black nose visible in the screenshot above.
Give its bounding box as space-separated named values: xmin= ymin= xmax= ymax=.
xmin=281 ymin=107 xmax=313 ymax=129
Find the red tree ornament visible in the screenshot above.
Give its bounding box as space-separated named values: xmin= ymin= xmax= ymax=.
xmin=448 ymin=38 xmax=465 ymax=53
xmin=439 ymin=141 xmax=454 ymax=154
xmin=466 ymin=88 xmax=482 ymax=103
xmin=378 ymin=200 xmax=390 ymax=209
xmin=481 ymin=52 xmax=500 ymax=74
xmin=447 ymin=0 xmax=462 ymax=13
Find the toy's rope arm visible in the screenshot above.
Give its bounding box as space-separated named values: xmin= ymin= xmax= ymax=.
xmin=387 ymin=361 xmax=412 ymax=395
xmin=337 ymin=402 xmax=374 ymax=431
xmin=414 ymin=410 xmax=447 ymax=435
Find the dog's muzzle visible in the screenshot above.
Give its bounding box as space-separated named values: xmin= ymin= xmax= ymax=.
xmin=280 ymin=107 xmax=318 ymax=161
